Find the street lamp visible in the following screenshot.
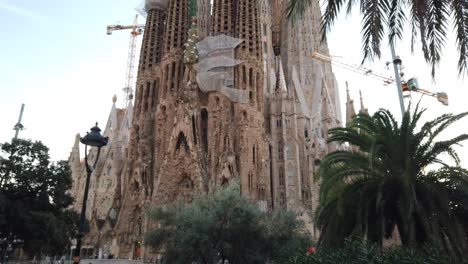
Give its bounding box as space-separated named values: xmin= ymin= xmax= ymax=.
xmin=73 ymin=123 xmax=108 ymax=264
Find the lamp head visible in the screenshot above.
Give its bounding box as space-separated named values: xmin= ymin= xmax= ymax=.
xmin=80 ymin=123 xmax=109 ymax=148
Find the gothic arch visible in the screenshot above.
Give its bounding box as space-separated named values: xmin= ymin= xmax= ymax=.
xmin=175 ymin=132 xmax=190 ymax=154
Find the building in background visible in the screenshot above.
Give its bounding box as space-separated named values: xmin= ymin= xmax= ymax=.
xmin=69 ymin=0 xmax=346 ymax=260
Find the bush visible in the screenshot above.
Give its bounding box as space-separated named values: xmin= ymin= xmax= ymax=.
xmin=289 ymin=239 xmax=467 ymax=264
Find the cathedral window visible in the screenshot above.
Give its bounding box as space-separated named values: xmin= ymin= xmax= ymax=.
xmin=201 ymin=109 xmax=208 ymax=152
xmin=278 ymin=143 xmax=283 ymax=160
xmin=285 ymin=144 xmax=292 ymax=160
xmin=253 ymin=145 xmax=256 ymax=164
xmin=276 ymin=119 xmax=282 ymax=128
xmin=304 ymin=129 xmax=309 ymax=138
xmin=175 ymin=132 xmax=190 ymax=153
xmin=248 ymin=173 xmax=253 ymax=191
xmin=279 ymin=192 xmax=286 ymax=208
xmin=279 ymin=168 xmax=285 ymax=186
xmin=153 ymin=79 xmax=159 ymax=106
xmin=142 ymin=166 xmax=148 ymax=186
xmin=192 ymin=115 xmax=197 ymax=145
xmin=259 ymin=187 xmax=265 ymax=200
xmin=137 ymin=84 xmax=143 ymax=113
xmin=179 ymin=176 xmax=193 ymax=189
xmin=145 ymin=81 xmax=151 ymax=110
xmin=242 ymin=66 xmax=247 ymax=85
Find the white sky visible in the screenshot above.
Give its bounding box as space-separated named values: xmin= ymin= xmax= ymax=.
xmin=0 ymin=0 xmax=466 ymax=166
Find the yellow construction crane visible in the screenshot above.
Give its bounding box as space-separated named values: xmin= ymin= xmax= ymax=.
xmin=311 ymin=52 xmax=395 ymax=85
xmin=107 ymin=15 xmax=145 ymax=107
xmin=401 ymin=78 xmax=449 ymax=106
xmin=310 ymin=52 xmax=449 ymax=106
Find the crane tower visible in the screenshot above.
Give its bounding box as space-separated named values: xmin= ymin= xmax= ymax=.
xmin=13 ymin=104 xmax=25 ymax=140
xmin=107 ymin=15 xmax=145 ymax=107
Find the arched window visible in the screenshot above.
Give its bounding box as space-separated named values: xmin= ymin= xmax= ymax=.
xmin=175 ymin=132 xmax=189 ymax=153
xmin=278 ymin=143 xmax=283 ymax=160
xmin=285 ymin=143 xmax=292 ymax=160
xmin=201 ymin=109 xmax=208 ymax=151
xmin=242 ymin=66 xmax=247 ymax=85
xmin=145 ymin=81 xmax=151 ymax=110
xmin=279 ymin=167 xmax=285 ymax=186
xmin=259 ymin=187 xmax=265 ymax=200
xmin=192 ymin=115 xmax=197 ymax=145
xmin=279 ymin=192 xmax=286 ymax=208
xmin=252 ymin=145 xmax=256 ymax=164
xmin=153 ymin=79 xmax=159 ymax=106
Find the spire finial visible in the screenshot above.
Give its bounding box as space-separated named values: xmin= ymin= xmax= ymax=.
xmin=359 ymin=90 xmax=369 ymax=115
xmin=346 ymin=81 xmax=351 ymax=102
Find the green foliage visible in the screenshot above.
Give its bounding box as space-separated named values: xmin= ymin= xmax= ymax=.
xmin=145 ymin=182 xmax=310 ymax=264
xmin=315 ymin=105 xmax=468 ymax=256
xmin=289 ymin=239 xmax=468 ymax=264
xmin=287 ymin=0 xmax=468 ymax=77
xmin=188 ymin=0 xmax=197 ymax=18
xmin=0 ymin=139 xmax=79 ymax=257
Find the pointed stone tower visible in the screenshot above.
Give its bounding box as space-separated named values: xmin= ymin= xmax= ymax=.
xmin=346 ymin=82 xmax=357 ymax=124
xmin=359 ymin=90 xmax=369 ymax=115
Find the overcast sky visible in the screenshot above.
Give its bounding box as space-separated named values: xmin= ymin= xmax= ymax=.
xmin=0 ymin=0 xmax=466 ymax=165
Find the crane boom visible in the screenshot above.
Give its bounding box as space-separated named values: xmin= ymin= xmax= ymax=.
xmin=311 ymin=52 xmax=449 ymax=106
xmin=107 ymin=15 xmax=145 ymax=107
xmin=311 ymin=52 xmax=395 ymax=85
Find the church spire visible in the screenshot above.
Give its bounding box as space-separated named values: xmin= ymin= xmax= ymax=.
xmin=211 ymin=0 xmax=236 ymax=36
xmin=163 ymin=0 xmax=190 ymax=54
xmin=138 ymin=2 xmax=167 ymax=73
xmin=345 ymin=82 xmax=356 ymax=124
xmin=359 ymin=90 xmax=369 ymax=115
xmin=275 ymin=56 xmax=287 ymax=94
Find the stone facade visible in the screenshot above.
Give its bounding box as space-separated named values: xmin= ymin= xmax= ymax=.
xmin=69 ymin=0 xmax=346 ymax=261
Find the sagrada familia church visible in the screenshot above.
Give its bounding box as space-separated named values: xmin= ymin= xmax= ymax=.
xmin=68 ymin=0 xmax=367 ymax=260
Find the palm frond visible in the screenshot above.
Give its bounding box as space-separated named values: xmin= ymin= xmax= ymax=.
xmin=424 ymin=0 xmax=449 ymax=76
xmin=422 ymin=134 xmax=468 ymax=167
xmin=319 ymin=0 xmax=351 ymax=40
xmin=388 ymin=0 xmax=406 ymax=43
xmin=450 ymin=0 xmax=468 ymax=76
xmin=360 ymin=0 xmax=390 ymax=61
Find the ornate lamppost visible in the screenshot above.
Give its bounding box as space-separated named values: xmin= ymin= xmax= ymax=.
xmin=73 ymin=123 xmax=108 ymax=264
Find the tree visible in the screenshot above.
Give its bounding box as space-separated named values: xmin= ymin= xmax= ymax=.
xmin=145 ymin=182 xmax=310 ymax=264
xmin=0 ymin=139 xmax=79 ymax=258
xmin=315 ymin=105 xmax=468 ymax=257
xmin=287 ymin=0 xmax=468 ymax=77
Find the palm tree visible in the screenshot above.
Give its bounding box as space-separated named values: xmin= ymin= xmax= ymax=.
xmin=315 ymin=105 xmax=468 ymax=256
xmin=287 ymin=0 xmax=468 ymax=77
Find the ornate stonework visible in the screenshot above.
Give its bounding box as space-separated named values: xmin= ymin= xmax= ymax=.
xmin=69 ymin=0 xmax=344 ymax=260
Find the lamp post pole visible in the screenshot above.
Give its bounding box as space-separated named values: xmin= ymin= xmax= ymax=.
xmin=390 ymin=41 xmax=406 ymax=116
xmin=73 ymin=123 xmax=108 ymax=264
